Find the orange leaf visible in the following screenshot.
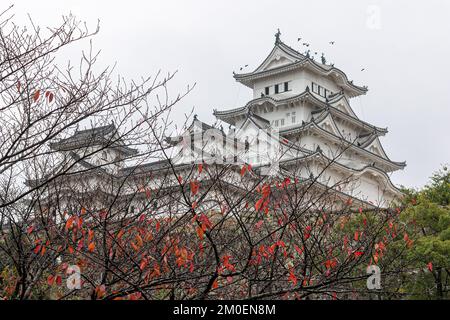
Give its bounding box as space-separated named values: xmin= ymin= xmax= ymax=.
xmin=196 ymin=226 xmax=204 ymax=240
xmin=140 ymin=257 xmax=149 ymax=271
xmin=88 ymin=229 xmax=94 ymax=242
xmin=135 ymin=234 xmax=144 ymax=247
xmin=212 ymin=279 xmax=218 ymax=289
xmin=117 ymin=229 xmax=125 ymax=240
xmin=131 ymin=241 xmax=139 ymax=251
xmin=88 ymin=242 xmax=95 ymax=252
xmin=65 ymin=216 xmax=74 ymax=231
xmin=95 ymin=285 xmax=106 ymax=299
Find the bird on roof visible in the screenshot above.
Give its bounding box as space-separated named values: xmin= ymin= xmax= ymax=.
xmin=329 ymin=41 xmax=335 ymax=45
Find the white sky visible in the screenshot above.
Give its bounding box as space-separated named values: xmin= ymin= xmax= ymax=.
xmin=7 ymin=0 xmax=450 ymax=189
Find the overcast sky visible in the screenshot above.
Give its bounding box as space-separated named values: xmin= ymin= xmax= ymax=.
xmin=8 ymin=0 xmax=450 ymax=189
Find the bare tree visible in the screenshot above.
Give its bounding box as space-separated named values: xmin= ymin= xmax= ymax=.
xmin=0 ymin=7 xmax=411 ymax=301
xmin=0 ymin=7 xmax=192 ymax=299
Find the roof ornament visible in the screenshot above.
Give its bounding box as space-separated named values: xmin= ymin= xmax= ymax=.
xmin=321 ymin=53 xmax=326 ymax=65
xmin=275 ymin=28 xmax=281 ymax=44
xmin=193 ymin=114 xmax=198 ymax=120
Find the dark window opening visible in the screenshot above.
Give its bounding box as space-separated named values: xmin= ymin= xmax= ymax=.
xmin=274 ymin=84 xmax=279 ymax=94
xmin=284 ymin=82 xmax=289 ymax=91
xmin=265 ymin=87 xmax=270 ymax=95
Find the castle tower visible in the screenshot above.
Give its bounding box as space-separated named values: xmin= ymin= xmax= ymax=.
xmin=212 ymin=31 xmax=405 ymax=207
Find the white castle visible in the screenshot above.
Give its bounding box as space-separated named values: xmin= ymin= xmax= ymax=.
xmin=30 ymin=31 xmax=405 ymax=212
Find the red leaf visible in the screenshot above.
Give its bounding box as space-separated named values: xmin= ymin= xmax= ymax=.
xmin=427 ymin=262 xmax=433 ymax=272
xmin=190 ymin=180 xmax=200 ymax=195
xmin=27 ymin=226 xmax=34 ymax=234
xmin=255 ymin=198 xmax=264 ymax=212
xmin=198 ymin=163 xmax=203 ymax=174
xmin=48 ymin=92 xmax=54 ymax=103
xmin=145 ymin=188 xmax=151 ymax=199
xmin=354 ymin=231 xmax=359 ymax=241
xmin=34 ymin=244 xmax=41 ymax=254
xmin=354 ymin=251 xmax=364 ymax=258
xmin=212 ymin=279 xmax=218 ymax=289
xmin=55 ymin=275 xmax=62 ymax=286
xmin=240 ymin=164 xmax=247 ymax=177
xmin=47 ymin=275 xmax=54 ymax=286
xmin=294 ymin=245 xmax=304 ymax=256
xmin=288 ymin=269 xmax=297 ymax=286
xmin=33 ymin=90 xmax=40 ymax=102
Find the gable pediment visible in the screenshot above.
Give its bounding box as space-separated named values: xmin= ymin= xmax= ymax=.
xmin=366 ymin=138 xmax=389 ymax=159
xmin=256 ymin=46 xmax=300 ymax=73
